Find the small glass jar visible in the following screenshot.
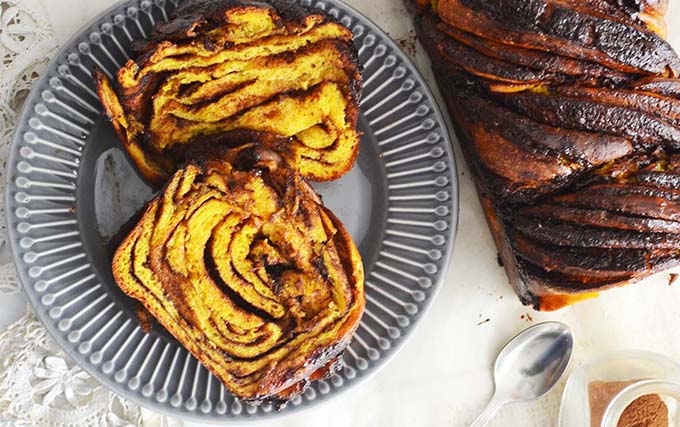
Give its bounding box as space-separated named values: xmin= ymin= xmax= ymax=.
xmin=559 ymin=350 xmax=680 ymax=427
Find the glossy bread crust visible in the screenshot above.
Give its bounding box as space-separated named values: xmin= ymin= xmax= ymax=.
xmin=414 ymin=0 xmax=680 ymax=310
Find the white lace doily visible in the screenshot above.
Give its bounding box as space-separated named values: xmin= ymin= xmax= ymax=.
xmin=0 ymin=1 xmax=180 ymax=426
xmin=0 ymin=309 xmax=144 ymax=426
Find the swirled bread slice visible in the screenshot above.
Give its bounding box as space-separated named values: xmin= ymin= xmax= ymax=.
xmin=95 ymin=0 xmax=361 ymax=186
xmin=112 ymin=143 xmax=365 ymax=401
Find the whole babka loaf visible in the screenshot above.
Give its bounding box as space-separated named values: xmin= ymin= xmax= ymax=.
xmin=95 ymin=0 xmax=362 ymax=186
xmin=112 ymin=142 xmax=365 ymax=401
xmin=413 ymin=0 xmax=680 ymax=310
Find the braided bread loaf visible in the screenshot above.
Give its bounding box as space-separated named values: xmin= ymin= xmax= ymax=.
xmin=414 ymin=0 xmax=680 ymax=310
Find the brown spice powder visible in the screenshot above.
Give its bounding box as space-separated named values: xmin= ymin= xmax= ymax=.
xmin=589 ymin=380 xmax=668 ymax=427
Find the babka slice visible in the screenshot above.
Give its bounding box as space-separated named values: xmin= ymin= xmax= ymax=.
xmin=112 ymin=143 xmax=365 ymax=401
xmin=413 ymin=0 xmax=680 ymax=309
xmin=95 ymin=0 xmax=362 ymax=186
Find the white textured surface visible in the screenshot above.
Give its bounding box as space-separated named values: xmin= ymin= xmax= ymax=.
xmin=1 ymin=1 xmax=676 ymax=426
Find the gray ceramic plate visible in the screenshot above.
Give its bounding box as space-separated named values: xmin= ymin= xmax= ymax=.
xmin=5 ymin=0 xmax=458 ymax=421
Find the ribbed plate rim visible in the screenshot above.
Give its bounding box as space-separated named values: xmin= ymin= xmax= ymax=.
xmin=4 ymin=0 xmax=459 ymax=422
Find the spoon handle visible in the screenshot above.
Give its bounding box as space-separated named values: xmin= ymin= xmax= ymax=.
xmin=468 ymin=393 xmax=505 ymax=427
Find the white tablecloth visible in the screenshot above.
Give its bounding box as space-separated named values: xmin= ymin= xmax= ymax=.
xmin=3 ymin=1 xmax=680 ymax=426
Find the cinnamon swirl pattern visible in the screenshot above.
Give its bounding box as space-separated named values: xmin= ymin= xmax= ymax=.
xmin=95 ymin=0 xmax=362 ymax=186
xmin=112 ymin=145 xmax=364 ymax=401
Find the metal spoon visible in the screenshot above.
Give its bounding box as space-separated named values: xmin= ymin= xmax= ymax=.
xmin=469 ymin=321 xmax=574 ymax=427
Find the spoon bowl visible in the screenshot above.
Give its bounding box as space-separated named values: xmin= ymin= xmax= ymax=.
xmin=495 ymin=322 xmax=574 ymax=401
xmin=469 ymin=322 xmax=574 ymax=427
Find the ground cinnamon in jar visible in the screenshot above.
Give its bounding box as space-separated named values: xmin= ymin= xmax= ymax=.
xmin=589 ymin=380 xmax=668 ymax=427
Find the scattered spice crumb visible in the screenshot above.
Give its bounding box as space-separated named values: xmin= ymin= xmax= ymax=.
xmin=520 ymin=313 xmax=534 ymax=322
xmin=396 ymin=30 xmax=417 ymax=57
xmin=496 ymin=253 xmax=504 ymax=267
xmin=477 ymin=318 xmax=491 ymax=326
xmin=669 ymin=273 xmax=679 ymax=286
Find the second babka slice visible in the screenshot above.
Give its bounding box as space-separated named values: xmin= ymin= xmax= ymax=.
xmin=95 ymin=0 xmax=362 ymax=186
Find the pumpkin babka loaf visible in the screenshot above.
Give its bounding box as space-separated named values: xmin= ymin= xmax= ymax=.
xmin=112 ymin=143 xmax=365 ymax=401
xmin=95 ymin=0 xmax=362 ymax=186
xmin=412 ymin=0 xmax=680 ymax=310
